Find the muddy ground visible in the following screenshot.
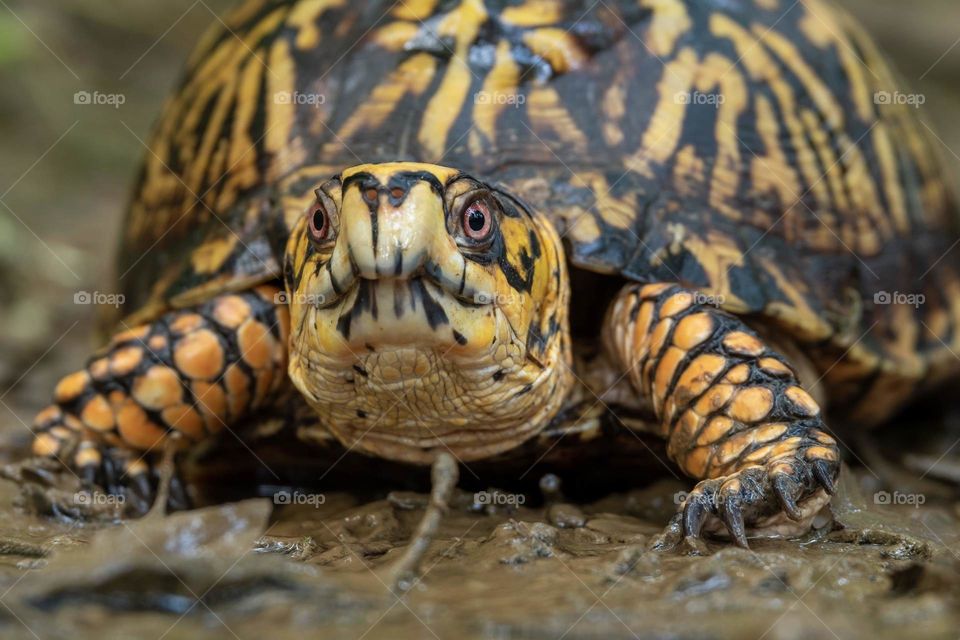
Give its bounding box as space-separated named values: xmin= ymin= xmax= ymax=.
xmin=0 ymin=448 xmax=958 ymax=640
xmin=2 ymin=1 xmax=960 ymax=638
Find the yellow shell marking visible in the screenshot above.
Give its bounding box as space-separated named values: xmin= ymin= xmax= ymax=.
xmin=417 ymin=0 xmax=487 ymax=160
xmin=470 ymin=40 xmax=521 ymax=155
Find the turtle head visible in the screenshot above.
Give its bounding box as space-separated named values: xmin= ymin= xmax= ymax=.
xmin=283 ymin=162 xmax=572 ymax=463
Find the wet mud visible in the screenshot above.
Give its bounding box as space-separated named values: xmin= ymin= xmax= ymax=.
xmin=0 ymin=449 xmax=957 ymax=640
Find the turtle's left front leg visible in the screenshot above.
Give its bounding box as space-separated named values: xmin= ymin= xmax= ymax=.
xmin=605 ymin=283 xmax=840 ymax=547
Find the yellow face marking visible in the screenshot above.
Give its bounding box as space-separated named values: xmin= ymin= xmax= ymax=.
xmin=284 ymin=162 xmax=572 ymax=463
xmin=340 ymin=162 xmax=461 ymax=184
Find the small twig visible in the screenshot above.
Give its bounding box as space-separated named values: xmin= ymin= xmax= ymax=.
xmin=388 ymin=453 xmax=458 ymax=593
xmin=146 ymin=435 xmax=181 ymax=519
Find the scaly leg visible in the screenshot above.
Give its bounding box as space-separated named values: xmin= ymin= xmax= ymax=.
xmin=605 ymin=283 xmax=839 ymax=547
xmin=30 ymin=286 xmax=289 ymax=510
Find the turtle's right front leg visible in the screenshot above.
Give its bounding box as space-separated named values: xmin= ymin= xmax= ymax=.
xmin=605 ymin=283 xmax=840 ymax=547
xmin=30 ymin=286 xmax=289 ymax=508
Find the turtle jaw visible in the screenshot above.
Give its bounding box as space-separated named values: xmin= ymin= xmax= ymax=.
xmin=302 ymin=275 xmax=504 ymax=357
xmin=286 ymin=268 xmax=571 ymax=463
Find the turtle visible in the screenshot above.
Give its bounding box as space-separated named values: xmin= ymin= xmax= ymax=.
xmin=28 ymin=0 xmax=960 ymax=549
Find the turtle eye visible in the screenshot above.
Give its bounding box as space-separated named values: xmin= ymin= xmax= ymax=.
xmin=308 ymin=201 xmax=330 ymax=242
xmin=461 ymin=198 xmax=493 ymax=241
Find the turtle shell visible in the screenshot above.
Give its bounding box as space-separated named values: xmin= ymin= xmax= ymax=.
xmin=118 ymin=0 xmax=960 ymax=419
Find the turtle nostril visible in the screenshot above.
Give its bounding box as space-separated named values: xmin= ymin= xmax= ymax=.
xmin=363 ymin=187 xmax=378 ymax=203
xmin=390 ymin=186 xmax=405 ymax=200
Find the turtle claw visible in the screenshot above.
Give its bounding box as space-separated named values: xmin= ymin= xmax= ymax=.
xmin=719 ymin=493 xmax=748 ymax=548
xmin=772 ymin=474 xmax=803 ymax=521
xmin=675 ymin=451 xmax=840 ymax=547
xmin=79 ymin=463 xmax=99 ymax=489
xmin=126 ymin=472 xmax=156 ymax=515
xmin=167 ymin=472 xmax=192 ymax=512
xmin=682 ymin=491 xmax=709 ymax=539
xmin=812 ymin=459 xmax=836 ymax=494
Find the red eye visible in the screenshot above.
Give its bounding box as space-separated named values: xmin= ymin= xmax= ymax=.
xmin=308 ymin=201 xmax=329 ymax=241
xmin=462 ymin=199 xmax=492 ymax=240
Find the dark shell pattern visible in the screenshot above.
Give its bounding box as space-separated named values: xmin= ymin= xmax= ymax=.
xmin=117 ymin=0 xmax=960 ymax=424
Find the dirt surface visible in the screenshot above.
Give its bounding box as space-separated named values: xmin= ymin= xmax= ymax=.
xmin=2 ymin=1 xmax=960 ymax=638
xmin=0 ymin=456 xmax=958 ymax=640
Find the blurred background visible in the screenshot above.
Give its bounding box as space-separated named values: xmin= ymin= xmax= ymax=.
xmin=0 ymin=0 xmax=959 ymax=451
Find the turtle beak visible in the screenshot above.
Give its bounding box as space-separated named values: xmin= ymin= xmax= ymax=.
xmin=306 ymin=171 xmax=496 ymax=311
xmin=339 ymin=177 xmax=446 ymax=281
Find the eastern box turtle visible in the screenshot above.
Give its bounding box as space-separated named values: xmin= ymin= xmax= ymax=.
xmin=29 ymin=0 xmax=960 ymax=547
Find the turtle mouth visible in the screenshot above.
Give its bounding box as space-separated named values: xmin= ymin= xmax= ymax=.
xmin=332 ymin=276 xmax=464 ymax=342
xmin=302 ymin=269 xmax=497 ymax=353
xmin=311 ymin=256 xmax=497 ymax=311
